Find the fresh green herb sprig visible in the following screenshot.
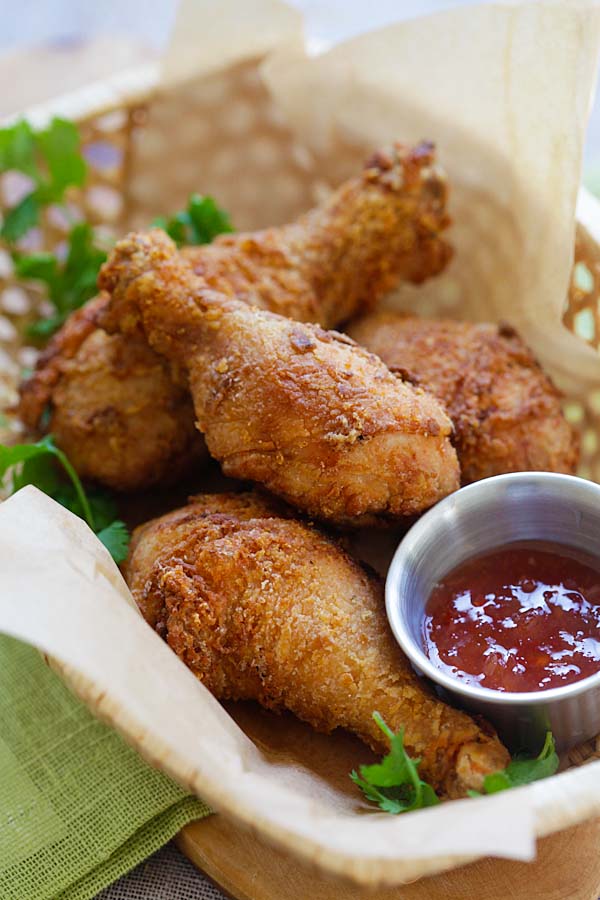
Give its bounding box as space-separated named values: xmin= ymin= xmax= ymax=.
xmin=0 ymin=117 xmax=105 ymax=339
xmin=0 ymin=118 xmax=87 ymax=242
xmin=15 ymin=192 xmax=231 ymax=338
xmin=351 ymin=716 xmax=559 ymax=814
xmin=15 ymin=222 xmax=107 ymax=338
xmin=153 ymin=193 xmax=233 ymax=246
xmin=468 ymin=731 xmax=559 ymax=796
xmin=0 ymin=435 xmax=129 ymax=563
xmin=1 ymin=117 xmax=234 ymax=340
xmin=350 ymin=712 xmax=439 ymax=813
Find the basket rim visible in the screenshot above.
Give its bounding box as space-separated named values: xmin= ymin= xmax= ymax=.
xmin=0 ymin=61 xmax=159 ymax=130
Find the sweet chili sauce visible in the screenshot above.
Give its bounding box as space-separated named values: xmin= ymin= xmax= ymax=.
xmin=423 ymin=542 xmax=600 ymax=692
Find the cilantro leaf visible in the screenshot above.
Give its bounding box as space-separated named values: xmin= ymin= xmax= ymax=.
xmin=154 ymin=193 xmax=233 ymax=247
xmin=96 ymin=520 xmax=130 ymax=563
xmin=186 ymin=194 xmax=233 ymax=243
xmin=153 ymin=211 xmax=187 ymax=246
xmin=2 ymin=434 xmax=93 ymax=525
xmin=35 ymin=118 xmax=87 ymax=202
xmin=0 ymin=117 xmax=88 ymax=241
xmin=13 ymin=450 xmax=63 ymax=496
xmin=473 ymin=732 xmax=559 ymax=796
xmin=0 ymin=434 xmax=59 ymax=481
xmin=87 ymin=488 xmax=120 ymax=532
xmin=15 ymin=222 xmax=107 ymax=338
xmin=61 ymin=222 xmax=107 ymax=311
xmin=1 ymin=194 xmax=39 ymax=242
xmin=14 ymin=251 xmax=59 ymax=284
xmin=0 ymin=120 xmax=37 ymax=176
xmin=27 ymin=315 xmax=67 ymax=340
xmin=350 ymin=712 xmax=439 ymax=813
xmin=0 ymin=435 xmax=129 ymax=564
xmin=52 ymin=482 xmax=119 ymax=532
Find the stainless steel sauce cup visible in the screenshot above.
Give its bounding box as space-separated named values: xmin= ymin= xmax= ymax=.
xmin=385 ymin=472 xmax=600 ymax=753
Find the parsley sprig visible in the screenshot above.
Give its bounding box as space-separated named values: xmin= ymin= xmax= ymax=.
xmin=15 ymin=222 xmax=107 ymax=338
xmin=350 ymin=712 xmax=439 ymax=813
xmin=0 ymin=117 xmax=106 ymax=338
xmin=0 ymin=435 xmax=129 ymax=563
xmin=0 ymin=119 xmax=86 ymax=242
xmin=153 ymin=193 xmax=233 ymax=246
xmin=352 ymin=716 xmax=559 ymax=814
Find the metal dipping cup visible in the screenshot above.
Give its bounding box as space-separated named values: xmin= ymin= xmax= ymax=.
xmin=385 ymin=472 xmax=600 ymax=753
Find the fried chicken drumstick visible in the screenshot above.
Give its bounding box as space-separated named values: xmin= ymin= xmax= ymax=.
xmin=99 ymin=230 xmax=459 ymax=525
xmin=19 ymin=143 xmax=451 ymax=491
xmin=126 ymin=492 xmax=510 ymax=799
xmin=347 ymin=312 xmax=579 ymax=483
xmin=181 ymin=141 xmax=450 ymax=326
xmin=17 ymin=294 xmax=208 ymax=490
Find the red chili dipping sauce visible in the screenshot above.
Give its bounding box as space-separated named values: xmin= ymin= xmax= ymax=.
xmin=423 ymin=543 xmax=600 ymax=692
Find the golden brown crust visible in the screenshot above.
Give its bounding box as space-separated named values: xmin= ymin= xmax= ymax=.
xmin=182 ymin=141 xmax=451 ymax=327
xmin=126 ymin=493 xmax=509 ymax=798
xmin=19 ymin=300 xmax=207 ymax=491
xmin=47 ymin=328 xmax=207 ymax=491
xmin=99 ymin=230 xmax=460 ymax=524
xmin=17 ymin=142 xmax=451 ymax=491
xmin=127 ymin=490 xmax=292 ymax=564
xmin=18 ymin=293 xmax=110 ymax=431
xmin=347 ymin=312 xmax=579 ymax=483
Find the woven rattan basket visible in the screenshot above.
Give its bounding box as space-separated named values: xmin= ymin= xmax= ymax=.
xmin=4 ymin=40 xmax=600 ymax=892
xmin=3 ymin=56 xmax=600 ymax=468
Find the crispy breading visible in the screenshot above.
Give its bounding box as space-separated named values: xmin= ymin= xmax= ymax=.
xmin=181 ymin=141 xmax=451 ymax=326
xmin=18 ymin=142 xmax=451 ymax=491
xmin=348 ymin=312 xmax=579 ymax=483
xmin=99 ymin=230 xmax=459 ymax=524
xmin=17 ymin=294 xmax=207 ymax=490
xmin=126 ymin=493 xmax=510 ymax=799
xmin=18 ymin=294 xmax=209 ymax=494
xmin=49 ymin=330 xmax=206 ymax=491
xmin=18 ymin=293 xmax=109 ymax=431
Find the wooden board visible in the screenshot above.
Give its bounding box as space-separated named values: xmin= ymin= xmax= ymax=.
xmin=174 ymin=699 xmax=600 ymax=899
xmin=178 ymin=814 xmax=600 ymax=900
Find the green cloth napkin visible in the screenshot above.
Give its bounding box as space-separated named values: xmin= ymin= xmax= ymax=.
xmin=0 ymin=635 xmax=211 ymax=900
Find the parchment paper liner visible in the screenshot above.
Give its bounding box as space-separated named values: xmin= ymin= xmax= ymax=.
xmin=3 ymin=487 xmax=600 ymax=888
